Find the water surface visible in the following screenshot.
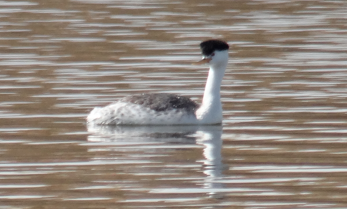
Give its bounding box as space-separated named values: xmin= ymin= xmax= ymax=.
xmin=0 ymin=0 xmax=347 ymax=208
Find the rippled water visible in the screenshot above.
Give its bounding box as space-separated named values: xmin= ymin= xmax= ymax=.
xmin=1 ymin=0 xmax=347 ymax=208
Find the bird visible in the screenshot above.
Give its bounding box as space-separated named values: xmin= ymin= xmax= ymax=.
xmin=87 ymin=39 xmax=229 ymax=125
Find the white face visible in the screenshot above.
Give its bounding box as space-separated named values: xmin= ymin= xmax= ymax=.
xmin=205 ymin=50 xmax=229 ymax=67
xmin=195 ymin=49 xmax=229 ymax=66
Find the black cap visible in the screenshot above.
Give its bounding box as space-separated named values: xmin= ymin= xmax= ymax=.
xmin=200 ymin=39 xmax=229 ymax=56
xmin=200 ymin=40 xmax=229 ymax=56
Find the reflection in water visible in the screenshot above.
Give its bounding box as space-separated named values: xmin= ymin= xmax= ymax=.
xmin=87 ymin=124 xmax=199 ymax=142
xmin=87 ymin=124 xmax=224 ymax=197
xmin=196 ymin=127 xmax=224 ymax=197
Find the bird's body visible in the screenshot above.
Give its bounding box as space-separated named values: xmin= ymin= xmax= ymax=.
xmin=88 ymin=93 xmax=199 ymax=125
xmin=87 ymin=39 xmax=229 ymax=125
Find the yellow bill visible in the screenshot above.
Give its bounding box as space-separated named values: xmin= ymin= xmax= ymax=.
xmin=193 ymin=57 xmax=212 ymax=65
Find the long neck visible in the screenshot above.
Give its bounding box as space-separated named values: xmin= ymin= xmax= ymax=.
xmin=202 ymin=65 xmax=225 ymax=107
xmin=196 ymin=62 xmax=227 ymax=124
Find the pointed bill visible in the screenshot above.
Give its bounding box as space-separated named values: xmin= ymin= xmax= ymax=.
xmin=192 ymin=57 xmax=212 ymax=65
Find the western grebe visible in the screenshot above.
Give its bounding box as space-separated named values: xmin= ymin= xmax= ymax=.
xmin=87 ymin=39 xmax=229 ymax=125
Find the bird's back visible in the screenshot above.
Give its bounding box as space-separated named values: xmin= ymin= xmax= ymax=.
xmin=120 ymin=93 xmax=198 ymax=113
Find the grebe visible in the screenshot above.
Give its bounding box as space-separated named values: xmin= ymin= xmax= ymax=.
xmin=87 ymin=39 xmax=229 ymax=125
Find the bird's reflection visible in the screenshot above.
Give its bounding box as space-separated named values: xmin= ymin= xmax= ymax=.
xmin=87 ymin=124 xmax=224 ymax=197
xmin=87 ymin=124 xmax=198 ymax=143
xmin=195 ymin=127 xmax=224 ymax=198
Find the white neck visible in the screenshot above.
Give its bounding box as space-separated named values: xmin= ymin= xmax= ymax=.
xmin=196 ymin=50 xmax=228 ymax=124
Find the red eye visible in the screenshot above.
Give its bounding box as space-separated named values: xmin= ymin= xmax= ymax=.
xmin=211 ymin=52 xmax=215 ymax=56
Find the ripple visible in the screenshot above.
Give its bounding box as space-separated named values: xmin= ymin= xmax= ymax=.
xmin=0 ymin=0 xmax=347 ymax=208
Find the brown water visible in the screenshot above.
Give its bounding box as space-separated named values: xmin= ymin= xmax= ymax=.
xmin=1 ymin=0 xmax=347 ymax=208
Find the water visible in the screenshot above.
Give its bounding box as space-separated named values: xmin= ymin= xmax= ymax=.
xmin=0 ymin=0 xmax=347 ymax=208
